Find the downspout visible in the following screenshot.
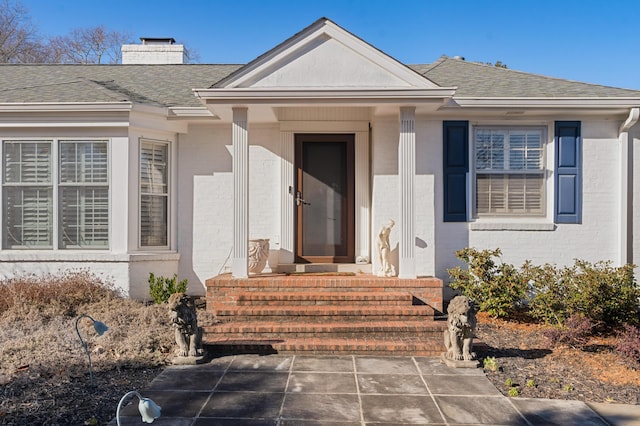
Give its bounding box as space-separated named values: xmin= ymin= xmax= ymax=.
xmin=619 ymin=107 xmax=640 ymax=265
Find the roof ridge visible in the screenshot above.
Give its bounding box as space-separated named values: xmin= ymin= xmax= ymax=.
xmin=415 ymin=55 xmax=449 ymax=74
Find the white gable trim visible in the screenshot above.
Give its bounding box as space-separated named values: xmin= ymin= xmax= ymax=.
xmin=211 ymin=18 xmax=448 ymax=91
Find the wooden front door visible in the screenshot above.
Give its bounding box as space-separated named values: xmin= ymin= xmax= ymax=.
xmin=294 ymin=134 xmax=355 ymax=263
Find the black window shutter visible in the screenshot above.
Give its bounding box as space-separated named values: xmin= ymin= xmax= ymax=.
xmin=554 ymin=121 xmax=582 ymax=224
xmin=443 ymin=121 xmax=469 ymax=222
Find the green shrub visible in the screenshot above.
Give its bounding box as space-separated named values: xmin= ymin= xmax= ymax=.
xmin=522 ymin=261 xmax=570 ymax=325
xmin=447 ymin=248 xmax=527 ymax=318
xmin=527 ymin=260 xmax=640 ymax=328
xmin=148 ymin=273 xmax=188 ymax=304
xmin=449 ymin=247 xmax=640 ymax=328
xmin=566 ymin=261 xmax=639 ymax=328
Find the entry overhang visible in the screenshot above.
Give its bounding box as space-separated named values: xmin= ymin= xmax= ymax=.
xmin=194 ymin=88 xmax=456 ymax=103
xmin=193 ymin=88 xmax=456 ymax=122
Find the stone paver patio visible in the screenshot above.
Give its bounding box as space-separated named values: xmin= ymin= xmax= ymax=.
xmin=111 ymin=354 xmax=638 ymax=425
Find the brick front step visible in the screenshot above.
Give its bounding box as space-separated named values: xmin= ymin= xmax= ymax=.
xmin=204 ymin=320 xmax=447 ymax=339
xmin=204 ymin=274 xmax=445 ymax=355
xmin=203 ymin=336 xmax=445 ymax=356
xmin=235 ymin=291 xmax=413 ymax=306
xmin=207 ymin=275 xmax=444 ymax=313
xmin=214 ymin=305 xmax=435 ymax=321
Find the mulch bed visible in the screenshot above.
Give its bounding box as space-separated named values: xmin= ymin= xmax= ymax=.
xmin=0 ymin=365 xmax=163 ymax=426
xmin=475 ymin=314 xmax=640 ymax=405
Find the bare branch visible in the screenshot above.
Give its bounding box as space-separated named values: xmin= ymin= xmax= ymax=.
xmin=0 ymin=0 xmax=41 ymax=63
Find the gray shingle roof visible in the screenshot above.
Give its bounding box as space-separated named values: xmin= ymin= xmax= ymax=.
xmin=414 ymin=56 xmax=640 ymax=97
xmin=0 ymin=58 xmax=638 ymax=109
xmin=0 ymin=64 xmax=242 ymax=107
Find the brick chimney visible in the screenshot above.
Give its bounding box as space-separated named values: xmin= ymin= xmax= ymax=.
xmin=121 ymin=37 xmax=185 ymax=64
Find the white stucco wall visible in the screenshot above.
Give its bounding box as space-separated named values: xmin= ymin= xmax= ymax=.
xmin=434 ymin=117 xmax=623 ymax=285
xmin=179 ymin=123 xmax=281 ymax=295
xmin=370 ymin=117 xmax=436 ymax=277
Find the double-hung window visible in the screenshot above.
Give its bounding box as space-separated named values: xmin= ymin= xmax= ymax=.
xmin=474 ymin=127 xmax=545 ymax=216
xmin=59 ymin=141 xmax=109 ymax=248
xmin=2 ymin=139 xmax=109 ymax=249
xmin=140 ymin=140 xmax=168 ymax=247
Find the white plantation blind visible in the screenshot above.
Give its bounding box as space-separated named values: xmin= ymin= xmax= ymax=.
xmin=140 ymin=141 xmax=168 ymax=247
xmin=3 ymin=141 xmax=53 ymax=248
xmin=3 ymin=140 xmax=109 ymax=250
xmin=475 ymin=128 xmax=545 ymax=216
xmin=59 ymin=142 xmax=109 ymax=248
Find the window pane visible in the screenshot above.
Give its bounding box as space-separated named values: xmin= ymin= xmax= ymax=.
xmin=140 ymin=140 xmax=169 ymax=247
xmin=60 ymin=141 xmax=108 ymax=183
xmin=476 ymin=173 xmax=543 ymax=215
xmin=60 ymin=187 xmax=109 ymax=248
xmin=4 ymin=141 xmax=51 ymax=183
xmin=140 ymin=143 xmax=167 ymax=194
xmin=140 ymin=195 xmax=167 ymax=246
xmin=3 ymin=187 xmax=52 ymax=248
xmin=475 ymin=130 xmax=506 ymax=170
xmin=475 ymin=128 xmax=545 ymax=216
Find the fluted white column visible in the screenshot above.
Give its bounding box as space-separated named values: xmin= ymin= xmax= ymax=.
xmin=280 ymin=131 xmax=295 ymax=264
xmin=398 ymin=107 xmax=416 ymax=278
xmin=232 ymin=107 xmax=249 ymax=278
xmin=355 ymin=131 xmax=370 ymax=262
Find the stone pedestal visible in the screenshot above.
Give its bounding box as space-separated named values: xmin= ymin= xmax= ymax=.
xmin=171 ymin=354 xmax=208 ymax=365
xmin=440 ymin=353 xmax=480 ymax=368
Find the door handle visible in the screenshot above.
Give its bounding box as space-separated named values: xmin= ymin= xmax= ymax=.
xmin=296 ymin=191 xmax=310 ymax=206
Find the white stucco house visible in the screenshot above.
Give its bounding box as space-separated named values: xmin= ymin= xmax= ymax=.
xmin=1 ymin=18 xmax=639 ymax=299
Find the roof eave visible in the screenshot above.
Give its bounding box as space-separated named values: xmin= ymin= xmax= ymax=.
xmin=451 ymin=97 xmax=640 ymax=108
xmin=194 ymin=88 xmax=457 ymax=105
xmin=0 ymin=102 xmax=134 ymax=112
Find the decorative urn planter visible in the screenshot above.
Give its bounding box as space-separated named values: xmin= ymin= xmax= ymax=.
xmin=248 ymin=239 xmax=270 ymax=274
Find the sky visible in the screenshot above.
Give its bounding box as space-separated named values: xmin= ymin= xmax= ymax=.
xmin=19 ymin=0 xmax=640 ymax=90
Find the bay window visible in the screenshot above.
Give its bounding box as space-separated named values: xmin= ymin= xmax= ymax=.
xmin=474 ymin=127 xmax=545 ymax=216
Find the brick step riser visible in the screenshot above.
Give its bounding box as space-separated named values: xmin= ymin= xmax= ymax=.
xmin=214 ymin=315 xmax=434 ymax=322
xmin=212 ymin=306 xmax=435 ymax=315
xmin=211 ymin=285 xmax=438 ymax=293
xmin=235 ymin=300 xmax=412 ymax=306
xmin=203 ymin=344 xmax=445 ymax=357
xmin=205 ymin=330 xmax=445 ymax=339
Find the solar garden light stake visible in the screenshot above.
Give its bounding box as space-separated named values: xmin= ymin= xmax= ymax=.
xmin=116 ymin=390 xmax=161 ymax=425
xmin=74 ymin=313 xmax=109 ymax=385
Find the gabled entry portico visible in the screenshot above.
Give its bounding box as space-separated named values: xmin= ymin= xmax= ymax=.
xmin=194 ymin=18 xmax=454 ymax=278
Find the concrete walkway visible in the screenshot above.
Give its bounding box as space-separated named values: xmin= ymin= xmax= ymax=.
xmin=113 ymin=354 xmax=640 ymax=425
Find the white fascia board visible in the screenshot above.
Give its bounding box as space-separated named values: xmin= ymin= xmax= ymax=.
xmin=0 ymin=102 xmax=133 ymax=128
xmin=452 ymin=97 xmax=640 ymax=108
xmin=167 ymin=106 xmax=219 ymax=120
xmin=194 ymin=88 xmax=456 ymax=104
xmin=0 ymin=102 xmax=133 ymax=112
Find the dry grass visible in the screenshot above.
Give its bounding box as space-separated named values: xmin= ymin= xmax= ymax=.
xmin=0 ymin=272 xmax=196 ymax=425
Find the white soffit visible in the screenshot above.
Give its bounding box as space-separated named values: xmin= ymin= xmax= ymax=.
xmin=213 ymin=18 xmax=443 ymax=91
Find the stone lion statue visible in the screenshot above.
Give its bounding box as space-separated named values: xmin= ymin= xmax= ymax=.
xmin=443 ymin=295 xmax=477 ymax=361
xmin=168 ymin=292 xmax=203 ymax=357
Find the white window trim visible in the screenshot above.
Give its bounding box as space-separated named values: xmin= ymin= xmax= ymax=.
xmin=469 ymin=122 xmax=555 ymax=224
xmin=1 ymin=138 xmax=111 ymax=250
xmin=138 ymin=138 xmax=171 ymax=250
